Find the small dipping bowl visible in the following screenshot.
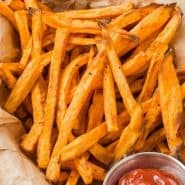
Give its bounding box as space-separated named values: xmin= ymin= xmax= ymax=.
xmin=103 ymin=152 xmax=185 ymax=185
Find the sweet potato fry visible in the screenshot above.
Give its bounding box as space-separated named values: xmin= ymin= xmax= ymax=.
xmin=66 ymin=170 xmax=80 ymax=185
xmin=0 ymin=1 xmax=17 ymax=29
xmin=15 ymin=10 xmax=30 ymax=50
xmin=138 ymin=43 xmax=168 ymax=102
xmin=102 ymin=28 xmax=143 ymax=161
xmin=8 ymin=0 xmax=25 ymax=10
xmin=87 ymin=90 xmax=104 ymax=131
xmin=89 ymin=143 xmax=113 ymax=165
xmin=5 ymin=51 xmax=52 ymax=113
xmin=89 ymin=162 xmax=106 ymax=181
xmin=57 ymin=2 xmax=134 ymax=19
xmin=156 ymin=142 xmax=170 ymax=154
xmin=114 ymin=6 xmax=172 ymax=56
xmin=122 ymin=51 xmax=148 ymax=77
xmin=31 ymin=10 xmax=43 ymax=58
xmin=74 ymin=153 xmax=93 ymax=184
xmin=134 ymin=90 xmax=161 ymax=151
xmin=0 ymin=63 xmax=24 ymax=75
xmin=60 ymin=123 xmax=107 ymax=162
xmin=57 ymin=53 xmax=89 ymax=129
xmin=19 ymin=37 xmax=32 ymax=67
xmin=130 ymin=78 xmax=144 ymax=94
xmin=140 ymin=128 xmax=165 ymax=152
xmin=46 ymin=47 xmax=105 ymax=182
xmin=103 ymin=63 xmax=118 ymax=132
xmin=37 ymin=28 xmax=69 ymax=169
xmin=24 ymin=0 xmax=38 ymax=9
xmin=109 ymin=4 xmax=158 ymax=29
xmin=130 ymin=6 xmax=172 ymax=43
xmin=69 ymin=37 xmax=96 ymax=46
xmin=21 ymin=77 xmax=46 ymax=153
xmin=158 ymin=54 xmax=184 ymax=154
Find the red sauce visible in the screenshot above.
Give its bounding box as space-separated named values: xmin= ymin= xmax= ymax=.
xmin=119 ymin=169 xmax=180 ymax=185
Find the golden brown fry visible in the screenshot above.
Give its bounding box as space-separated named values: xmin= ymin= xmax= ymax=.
xmin=121 ymin=6 xmax=180 ymax=79
xmin=38 ymin=28 xmax=69 ymax=169
xmin=57 ymin=2 xmax=134 ymax=19
xmin=106 ymin=140 xmax=119 ymax=152
xmin=138 ymin=43 xmax=168 ymax=102
xmin=140 ymin=128 xmax=165 ymax=152
xmin=19 ymin=37 xmax=32 ymax=67
xmin=57 ymin=53 xmax=89 ymax=129
xmin=24 ymin=0 xmax=38 ymax=9
xmin=109 ymin=4 xmax=158 ymax=29
xmin=0 ymin=63 xmax=24 ymax=75
xmin=103 ymin=63 xmax=118 ymax=132
xmin=66 ymin=170 xmax=80 ymax=185
xmin=89 ymin=143 xmax=113 ymax=165
xmin=87 ymin=90 xmax=104 ymax=131
xmin=21 ymin=77 xmax=46 ymax=153
xmin=134 ymin=92 xmax=161 ymax=152
xmin=130 ymin=78 xmax=144 ymax=94
xmin=5 ymin=51 xmax=52 ymax=113
xmin=8 ymin=0 xmax=25 ymax=10
xmin=15 ymin=10 xmax=30 ymax=50
xmin=130 ymin=6 xmax=172 ymax=43
xmin=69 ymin=37 xmax=96 ymax=46
xmin=60 ymin=123 xmax=107 ymax=162
xmin=89 ymin=162 xmax=106 ymax=181
xmin=74 ymin=153 xmax=93 ymax=184
xmin=122 ymin=51 xmax=148 ymax=77
xmin=31 ymin=10 xmax=43 ymax=58
xmin=0 ymin=1 xmax=17 ymax=29
xmin=70 ymin=47 xmax=81 ymax=61
xmin=46 ymin=47 xmax=105 ymax=182
xmin=158 ymin=54 xmax=184 ymax=154
xmin=114 ymin=6 xmax=172 ymax=56
xmin=102 ymin=28 xmax=143 ymax=161
xmin=156 ymin=142 xmax=170 ymax=154
xmin=38 ymin=2 xmax=51 ymax=11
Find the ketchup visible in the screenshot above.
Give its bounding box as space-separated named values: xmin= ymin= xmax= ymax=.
xmin=119 ymin=169 xmax=180 ymax=185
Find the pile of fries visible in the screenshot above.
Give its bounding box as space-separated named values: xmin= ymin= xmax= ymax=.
xmin=1 ymin=0 xmax=185 ymax=184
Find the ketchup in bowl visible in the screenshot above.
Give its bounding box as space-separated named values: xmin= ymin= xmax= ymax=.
xmin=119 ymin=169 xmax=180 ymax=185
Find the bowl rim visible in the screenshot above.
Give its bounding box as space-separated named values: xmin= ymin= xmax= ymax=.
xmin=103 ymin=152 xmax=185 ymax=185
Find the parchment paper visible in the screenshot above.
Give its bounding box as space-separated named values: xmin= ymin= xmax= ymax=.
xmin=0 ymin=0 xmax=185 ymax=185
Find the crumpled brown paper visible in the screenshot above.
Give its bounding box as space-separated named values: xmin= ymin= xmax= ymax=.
xmin=0 ymin=1 xmax=185 ymax=185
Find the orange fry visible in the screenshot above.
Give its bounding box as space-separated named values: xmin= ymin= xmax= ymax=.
xmin=57 ymin=2 xmax=133 ymax=19
xmin=46 ymin=46 xmax=105 ymax=182
xmin=5 ymin=51 xmax=52 ymax=113
xmin=103 ymin=63 xmax=118 ymax=132
xmin=38 ymin=28 xmax=69 ymax=169
xmin=158 ymin=54 xmax=184 ymax=154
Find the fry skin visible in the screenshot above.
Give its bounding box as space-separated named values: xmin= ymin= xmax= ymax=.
xmin=158 ymin=54 xmax=184 ymax=154
xmin=57 ymin=53 xmax=89 ymax=129
xmin=87 ymin=90 xmax=104 ymax=131
xmin=37 ymin=28 xmax=69 ymax=169
xmin=102 ymin=28 xmax=143 ymax=161
xmin=103 ymin=63 xmax=118 ymax=132
xmin=57 ymin=2 xmax=134 ymax=19
xmin=21 ymin=77 xmax=46 ymax=153
xmin=46 ymin=46 xmax=105 ymax=182
xmin=5 ymin=51 xmax=52 ymax=113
